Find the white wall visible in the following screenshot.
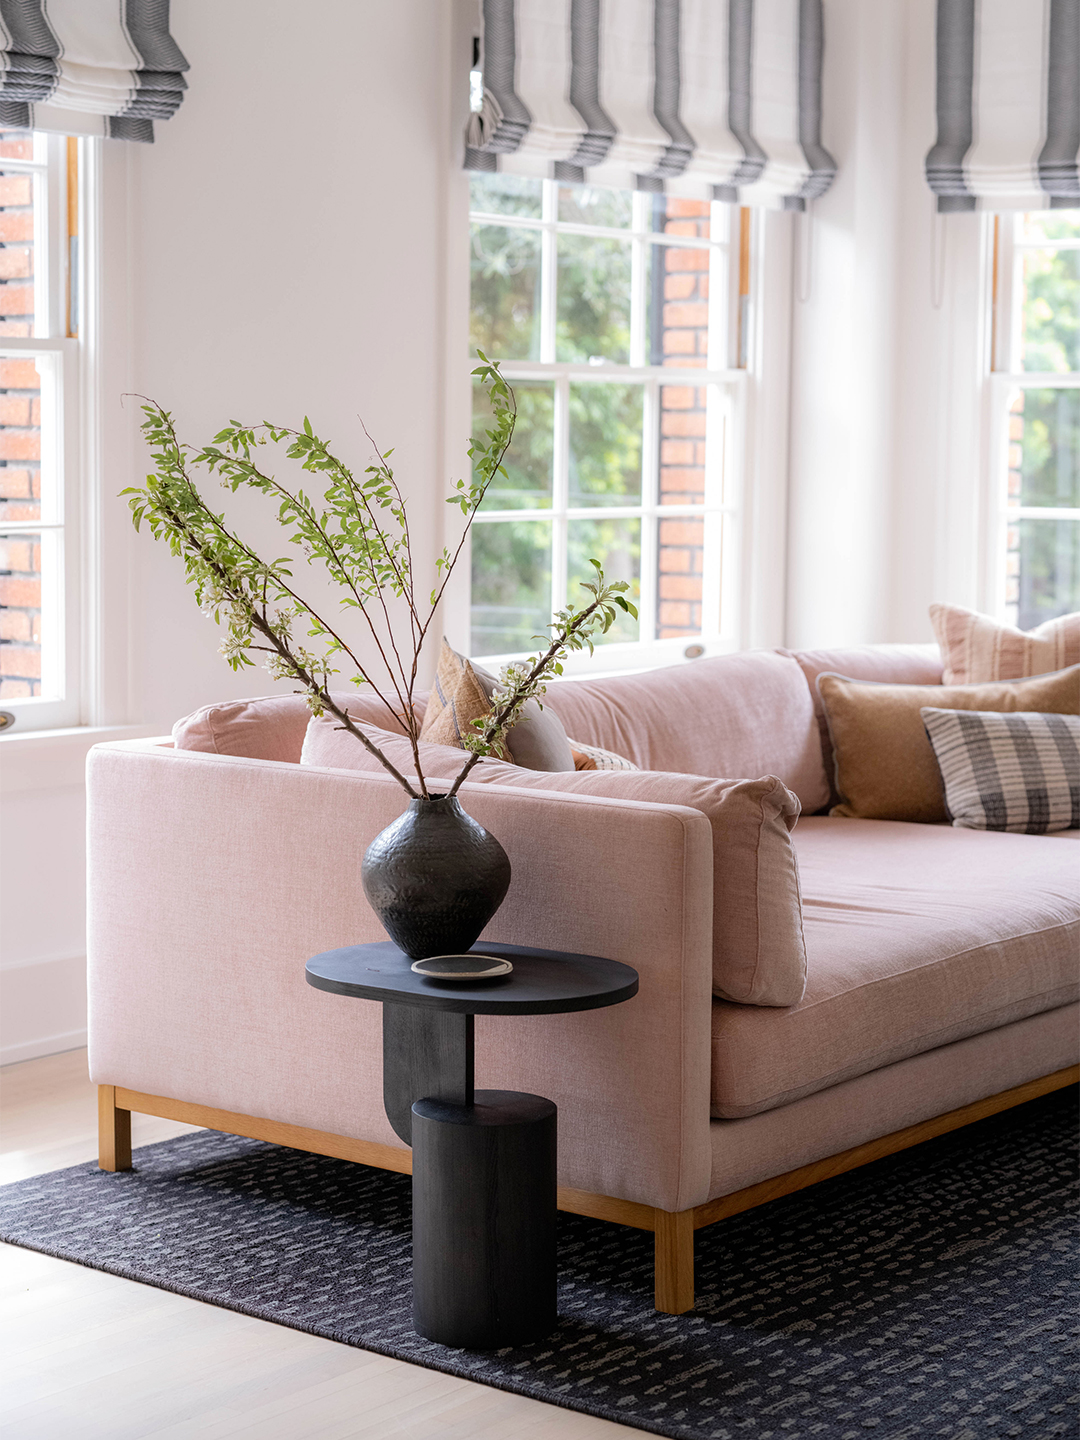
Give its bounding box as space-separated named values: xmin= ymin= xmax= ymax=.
xmin=786 ymin=0 xmax=989 ymax=649
xmin=1 ymin=0 xmax=461 ymax=1062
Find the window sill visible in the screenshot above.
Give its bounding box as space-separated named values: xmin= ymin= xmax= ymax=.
xmin=0 ymin=724 xmax=163 ymax=794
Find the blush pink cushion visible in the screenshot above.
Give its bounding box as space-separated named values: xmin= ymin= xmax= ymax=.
xmin=930 ymin=602 xmax=1080 ymax=685
xmin=538 ymin=651 xmax=830 ymax=812
xmin=710 ymin=816 xmax=1080 ymax=1118
xmin=173 ymin=691 xmax=426 ymax=764
xmin=302 ymin=716 xmax=807 ymax=1007
xmin=779 ymin=644 xmax=944 ymax=808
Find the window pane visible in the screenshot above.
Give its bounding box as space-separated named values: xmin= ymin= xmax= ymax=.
xmin=0 ymin=129 xmax=34 ymax=161
xmin=469 ymin=173 xmax=542 ymax=219
xmin=657 ymin=515 xmax=705 ymax=639
xmin=1008 ymin=388 xmax=1079 ymax=508
xmin=567 ymin=517 xmax=640 ymax=644
xmin=471 ymin=519 xmax=552 ymax=656
xmin=557 ymin=185 xmax=632 ymax=228
xmin=473 ymin=377 xmax=553 ymax=509
xmin=648 ymin=246 xmax=712 ymax=368
xmin=556 ymin=234 xmax=631 ymax=363
xmin=0 ymin=169 xmax=35 ymax=337
xmin=1008 ymin=517 xmax=1080 ymax=630
xmin=658 ymin=384 xmax=709 ymax=504
xmin=1020 ymin=213 xmax=1080 ymax=244
xmin=0 ymin=529 xmax=43 ymax=696
xmin=568 ymin=382 xmax=642 ymax=507
xmin=0 ymin=355 xmax=41 ymax=524
xmin=470 ymin=224 xmax=541 ymax=362
xmin=651 ymin=194 xmax=713 ymax=241
xmin=1020 ymin=247 xmax=1079 ymax=373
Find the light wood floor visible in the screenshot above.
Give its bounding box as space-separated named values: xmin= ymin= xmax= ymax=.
xmin=1 ymin=1049 xmax=635 ymax=1439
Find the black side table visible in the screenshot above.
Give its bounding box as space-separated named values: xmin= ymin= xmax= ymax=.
xmin=305 ymin=939 xmax=638 ymax=1349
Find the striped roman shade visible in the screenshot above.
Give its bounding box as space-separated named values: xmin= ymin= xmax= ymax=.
xmin=0 ymin=1 xmax=188 ymax=144
xmin=922 ymin=707 xmax=1080 ymax=833
xmin=926 ymin=0 xmax=1080 ymax=212
xmin=465 ymin=0 xmax=837 ymax=211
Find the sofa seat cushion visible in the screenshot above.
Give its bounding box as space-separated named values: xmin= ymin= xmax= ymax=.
xmin=710 ymin=816 xmax=1080 ymax=1118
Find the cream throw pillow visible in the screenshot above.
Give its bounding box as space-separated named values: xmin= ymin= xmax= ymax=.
xmin=818 ymin=666 xmax=1080 ymax=823
xmin=302 ymin=716 xmax=807 ymax=1007
xmin=930 ymin=603 xmax=1080 ymax=685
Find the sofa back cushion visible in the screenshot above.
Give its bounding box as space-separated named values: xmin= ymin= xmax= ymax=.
xmin=173 ymin=691 xmax=421 ymax=763
xmin=302 ymin=716 xmax=807 ymax=1007
xmin=778 ymin=643 xmax=944 ymax=808
xmin=539 ymin=651 xmax=830 ymax=812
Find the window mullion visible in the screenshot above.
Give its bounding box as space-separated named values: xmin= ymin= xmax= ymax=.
xmin=638 ymin=378 xmax=659 ymax=642
xmin=552 ymin=373 xmax=570 ymax=620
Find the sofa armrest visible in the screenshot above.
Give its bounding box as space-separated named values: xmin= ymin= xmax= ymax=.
xmin=87 ymin=742 xmax=715 ymax=1211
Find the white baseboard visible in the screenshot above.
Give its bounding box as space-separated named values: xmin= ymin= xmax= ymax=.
xmin=1 ymin=1027 xmax=87 ymax=1066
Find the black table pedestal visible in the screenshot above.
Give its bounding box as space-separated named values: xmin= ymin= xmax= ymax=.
xmin=411 ymin=1090 xmax=557 ymax=1349
xmin=306 ymin=941 xmax=638 ymax=1350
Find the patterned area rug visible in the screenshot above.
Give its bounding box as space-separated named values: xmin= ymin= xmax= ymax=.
xmin=1 ymin=1089 xmax=1077 ymax=1440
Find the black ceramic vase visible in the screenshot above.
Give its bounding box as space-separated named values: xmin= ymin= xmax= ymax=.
xmin=361 ymin=795 xmax=512 ymax=960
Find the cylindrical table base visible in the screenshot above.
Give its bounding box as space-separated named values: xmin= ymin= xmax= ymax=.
xmin=411 ymin=1089 xmax=557 ymax=1349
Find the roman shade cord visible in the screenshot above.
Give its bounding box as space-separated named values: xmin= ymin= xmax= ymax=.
xmin=926 ymin=0 xmax=1080 ymax=213
xmin=0 ymin=0 xmax=188 ymax=144
xmin=465 ymin=0 xmax=837 ymax=212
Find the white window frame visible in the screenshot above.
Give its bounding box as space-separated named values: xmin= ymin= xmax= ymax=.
xmin=984 ymin=213 xmax=1080 ymax=625
xmin=447 ymin=178 xmax=753 ymax=676
xmin=0 ymin=132 xmax=94 ymax=733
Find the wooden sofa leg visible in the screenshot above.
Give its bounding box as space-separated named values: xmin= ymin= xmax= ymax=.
xmin=98 ymin=1085 xmax=132 ymax=1171
xmin=654 ymin=1208 xmax=695 ymax=1314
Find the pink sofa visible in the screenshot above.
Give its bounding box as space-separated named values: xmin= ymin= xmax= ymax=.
xmin=86 ymin=643 xmax=1080 ymax=1314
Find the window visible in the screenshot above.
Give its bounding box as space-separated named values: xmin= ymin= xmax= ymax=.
xmin=990 ymin=212 xmax=1079 ymax=629
xmin=465 ymin=175 xmax=744 ymax=670
xmin=0 ymin=130 xmax=82 ymax=730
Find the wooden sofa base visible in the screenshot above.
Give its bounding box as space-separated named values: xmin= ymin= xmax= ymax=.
xmin=98 ymin=1066 xmax=1079 ymax=1318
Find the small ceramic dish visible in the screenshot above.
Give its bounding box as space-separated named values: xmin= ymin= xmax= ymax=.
xmin=410 ymin=954 xmax=514 ymax=981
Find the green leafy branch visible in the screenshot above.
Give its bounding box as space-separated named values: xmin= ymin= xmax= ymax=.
xmin=122 ymin=355 xmax=634 ymax=800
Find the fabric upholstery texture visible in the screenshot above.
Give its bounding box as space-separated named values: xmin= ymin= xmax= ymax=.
xmin=174 ymin=691 xmax=417 ymax=764
xmin=708 ymin=1003 xmax=1078 ymax=1200
xmin=710 ymin=817 xmax=1080 ymax=1118
xmin=931 ymin=603 xmax=1080 ymax=685
xmin=779 ymin=643 xmax=944 ymax=808
xmin=301 ymin=719 xmax=807 ymax=1007
xmin=818 ymin=665 xmax=1080 ymax=822
xmin=922 ymin=708 xmax=1080 ymax=833
xmin=541 ymin=651 xmax=830 ymax=811
xmin=87 ymin=743 xmax=715 ymax=1214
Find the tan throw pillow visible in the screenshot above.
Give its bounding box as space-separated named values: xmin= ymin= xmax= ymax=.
xmin=301 ymin=716 xmax=807 ymax=1007
xmin=419 ymin=638 xmax=575 ymax=770
xmin=930 ymin=603 xmax=1080 ymax=685
xmin=419 ymin=638 xmax=508 ymax=759
xmin=817 ymin=666 xmax=1080 ymax=823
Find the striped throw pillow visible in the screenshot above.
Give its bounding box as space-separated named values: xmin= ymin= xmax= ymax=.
xmin=921 ymin=708 xmax=1080 ymax=834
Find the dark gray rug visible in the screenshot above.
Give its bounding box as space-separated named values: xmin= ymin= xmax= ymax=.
xmin=1 ymin=1088 xmax=1077 ymax=1440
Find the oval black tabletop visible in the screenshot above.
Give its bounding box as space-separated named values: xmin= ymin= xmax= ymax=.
xmin=305 ymin=941 xmax=638 ymax=1015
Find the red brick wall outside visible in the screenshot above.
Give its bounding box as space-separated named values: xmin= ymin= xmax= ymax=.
xmin=655 ymin=198 xmax=710 ymax=640
xmin=0 ymin=135 xmax=42 ymax=698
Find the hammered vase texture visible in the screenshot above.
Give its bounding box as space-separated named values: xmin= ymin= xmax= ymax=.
xmin=361 ymin=796 xmax=512 ymax=959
